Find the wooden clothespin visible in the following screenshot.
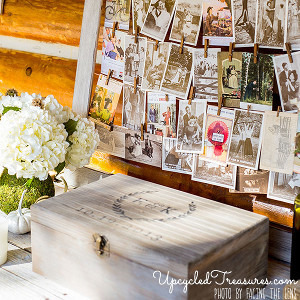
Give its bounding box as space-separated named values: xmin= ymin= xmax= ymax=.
xmin=277 ymin=106 xmax=281 ymax=117
xmin=112 ymin=22 xmax=118 ymax=38
xmin=247 ymin=105 xmax=251 ymax=116
xmin=228 ymin=42 xmax=235 ymax=62
xmin=165 ymin=94 xmax=169 ymax=101
xmin=109 ymin=125 xmax=113 ymax=132
xmin=179 ymin=36 xmax=184 ymax=54
xmin=135 ymin=25 xmax=140 ymax=43
xmin=254 ymin=43 xmax=259 ymax=64
xmin=217 ymin=98 xmax=223 ymax=116
xmin=285 ymin=43 xmax=293 ymax=63
xmin=141 ymin=123 xmax=144 ymax=141
xmin=0 ymin=0 xmax=5 ymax=14
xmin=106 ymin=69 xmax=113 ymax=85
xmin=134 ymin=77 xmax=138 ymax=94
xmin=155 ymin=40 xmax=159 ymax=51
xmin=204 ymin=39 xmax=209 ymax=58
xmin=188 ymin=86 xmax=195 ymax=105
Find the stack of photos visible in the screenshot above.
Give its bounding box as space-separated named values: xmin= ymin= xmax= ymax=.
xmin=192 ymin=155 xmax=237 ymax=189
xmin=267 ymin=171 xmax=300 ymax=203
xmin=202 ymin=105 xmax=235 ymax=165
xmin=193 ymin=48 xmax=220 ymax=102
xmin=122 ymin=84 xmax=146 ymax=130
xmin=161 ymin=44 xmax=193 ymax=99
xmin=232 ymin=0 xmax=256 ymax=46
xmin=162 ymin=138 xmax=193 ymax=174
xmin=104 ymin=0 xmax=131 ymax=30
xmin=294 ymin=113 xmax=300 ymax=173
xmin=141 ymin=41 xmax=170 ymax=91
xmin=176 ymin=100 xmax=206 ymax=153
xmin=218 ymin=52 xmax=243 ymax=108
xmin=227 ymin=109 xmax=264 ymax=169
xmin=132 ymin=0 xmax=151 ymax=34
xmin=101 ymin=27 xmax=126 ymax=80
xmin=141 ymin=0 xmax=177 ymax=41
xmin=124 ymin=36 xmax=147 ymax=86
xmin=273 ymin=51 xmax=300 ymax=112
xmin=125 ymin=129 xmax=162 ymax=167
xmin=284 ymin=0 xmax=300 ymax=50
xmin=260 ymin=111 xmax=298 ymax=174
xmin=89 ymin=75 xmax=123 ymax=126
xmin=147 ymin=92 xmax=176 ymax=137
xmin=255 ymin=0 xmax=286 ymax=48
xmin=169 ymin=0 xmax=203 ymax=46
xmin=96 ymin=125 xmax=126 ymax=159
xmin=240 ymin=53 xmax=274 ymax=111
xmin=202 ymin=0 xmax=235 ymax=46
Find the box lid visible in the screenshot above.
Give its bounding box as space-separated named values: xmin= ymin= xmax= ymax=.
xmin=31 ymin=174 xmax=268 ymax=279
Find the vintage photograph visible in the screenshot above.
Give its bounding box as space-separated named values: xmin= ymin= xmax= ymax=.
xmin=141 ymin=0 xmax=176 ymax=41
xmin=285 ymin=0 xmax=300 ymax=50
xmin=169 ymin=0 xmax=203 ymax=46
xmin=101 ymin=27 xmax=126 ymax=80
xmin=267 ymin=171 xmax=300 ymax=203
xmin=193 ymin=48 xmax=220 ymax=102
xmin=147 ymin=92 xmax=176 ymax=137
xmin=141 ymin=41 xmax=170 ymax=92
xmin=232 ymin=0 xmax=256 ymax=45
xmin=192 ymin=155 xmax=237 ymax=189
xmin=96 ymin=125 xmax=126 ymax=158
xmin=161 ymin=44 xmax=193 ymax=99
xmin=202 ymin=0 xmax=235 ymax=46
xmin=132 ymin=0 xmax=151 ymax=34
xmin=227 ymin=109 xmax=264 ymax=170
xmin=122 ymin=84 xmax=146 ymax=130
xmin=202 ymin=105 xmax=235 ymax=165
xmin=273 ymin=51 xmax=300 ymax=112
xmin=105 ymin=0 xmax=131 ymax=30
xmin=218 ymin=52 xmax=243 ymax=108
xmin=260 ymin=111 xmax=298 ymax=174
xmin=240 ymin=53 xmax=274 ymax=111
xmin=176 ymin=100 xmax=206 ymax=153
xmin=125 ymin=130 xmax=162 ymax=167
xmin=255 ymin=0 xmax=286 ymax=48
xmin=162 ymin=138 xmax=193 ymax=174
xmin=294 ymin=113 xmax=300 ymax=173
xmin=89 ymin=74 xmax=123 ymax=126
xmin=124 ymin=35 xmax=147 ymax=86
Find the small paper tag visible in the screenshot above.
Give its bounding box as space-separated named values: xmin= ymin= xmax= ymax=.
xmin=212 ymin=133 xmax=224 ymax=143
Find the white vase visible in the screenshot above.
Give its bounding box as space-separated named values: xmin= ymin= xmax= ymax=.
xmin=0 ymin=211 xmax=8 ymax=266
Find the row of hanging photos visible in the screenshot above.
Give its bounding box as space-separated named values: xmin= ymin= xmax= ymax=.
xmin=103 ymin=22 xmax=293 ymax=140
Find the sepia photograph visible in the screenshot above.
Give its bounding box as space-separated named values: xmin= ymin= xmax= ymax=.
xmin=101 ymin=27 xmax=126 ymax=80
xmin=96 ymin=125 xmax=126 ymax=158
xmin=125 ymin=130 xmax=162 ymax=167
xmin=124 ymin=35 xmax=147 ymax=86
xmin=240 ymin=53 xmax=274 ymax=111
xmin=141 ymin=0 xmax=176 ymax=41
xmin=294 ymin=113 xmax=300 ymax=173
xmin=132 ymin=0 xmax=151 ymax=34
xmin=192 ymin=155 xmax=237 ymax=189
xmin=202 ymin=105 xmax=235 ymax=165
xmin=105 ymin=0 xmax=131 ymax=30
xmin=232 ymin=0 xmax=256 ymax=46
xmin=284 ymin=0 xmax=300 ymax=50
xmin=89 ymin=74 xmax=123 ymax=126
xmin=218 ymin=52 xmax=243 ymax=108
xmin=169 ymin=0 xmax=203 ymax=46
xmin=141 ymin=41 xmax=170 ymax=92
xmin=193 ymin=48 xmax=220 ymax=102
xmin=227 ymin=109 xmax=264 ymax=170
xmin=267 ymin=171 xmax=300 ymax=203
xmin=161 ymin=44 xmax=193 ymax=99
xmin=273 ymin=51 xmax=300 ymax=112
xmin=176 ymin=100 xmax=206 ymax=153
xmin=122 ymin=84 xmax=146 ymax=130
xmin=147 ymin=92 xmax=176 ymax=137
xmin=202 ymin=0 xmax=235 ymax=46
xmin=255 ymin=0 xmax=286 ymax=48
xmin=162 ymin=137 xmax=193 ymax=174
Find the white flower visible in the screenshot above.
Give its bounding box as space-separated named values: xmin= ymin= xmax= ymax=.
xmin=0 ymin=106 xmax=69 ymax=180
xmin=0 ymin=93 xmax=32 ymax=114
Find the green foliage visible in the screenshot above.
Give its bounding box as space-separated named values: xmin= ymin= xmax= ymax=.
xmin=54 ymin=161 xmax=66 ymax=176
xmin=2 ymin=106 xmax=21 ymax=115
xmin=64 ymin=119 xmax=78 ymax=137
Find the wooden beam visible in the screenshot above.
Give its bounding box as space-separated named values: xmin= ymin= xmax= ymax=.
xmin=72 ymin=0 xmax=103 ymax=116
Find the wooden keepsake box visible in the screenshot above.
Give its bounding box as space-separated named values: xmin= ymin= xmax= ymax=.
xmin=31 ymin=174 xmax=269 ymax=299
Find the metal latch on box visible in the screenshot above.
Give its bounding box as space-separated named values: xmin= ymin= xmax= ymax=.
xmin=93 ymin=233 xmax=110 ymax=257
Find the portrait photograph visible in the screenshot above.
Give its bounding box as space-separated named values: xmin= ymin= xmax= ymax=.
xmin=162 ymin=137 xmax=193 ymax=174
xmin=193 ymin=48 xmax=220 ymax=102
xmin=132 ymin=0 xmax=151 ymax=34
xmin=227 ymin=109 xmax=264 ymax=170
xmin=284 ymin=0 xmax=300 ymax=50
xmin=141 ymin=41 xmax=170 ymax=92
xmin=101 ymin=27 xmax=126 ymax=80
xmin=169 ymin=0 xmax=203 ymax=46
xmin=192 ymin=155 xmax=237 ymax=189
xmin=176 ymin=100 xmax=206 ymax=153
xmin=105 ymin=0 xmax=131 ymax=30
xmin=147 ymin=92 xmax=176 ymax=137
xmin=122 ymin=84 xmax=146 ymax=130
xmin=161 ymin=44 xmax=193 ymax=99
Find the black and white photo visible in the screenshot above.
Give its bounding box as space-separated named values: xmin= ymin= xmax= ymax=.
xmin=132 ymin=0 xmax=151 ymax=34
xmin=284 ymin=0 xmax=300 ymax=50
